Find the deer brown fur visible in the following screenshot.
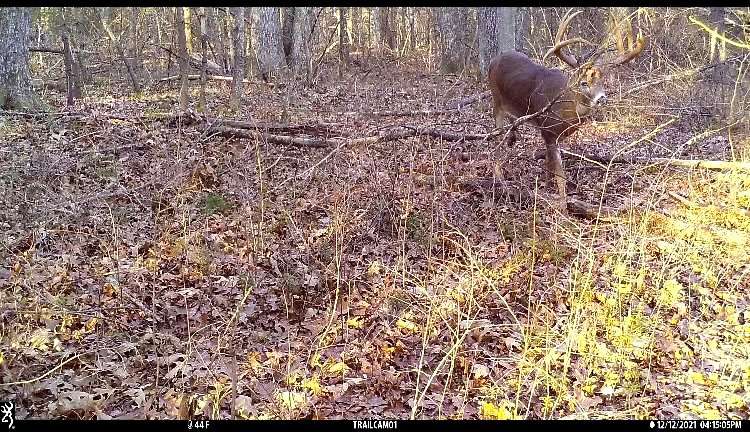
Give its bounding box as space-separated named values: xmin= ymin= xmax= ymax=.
xmin=488 ymin=10 xmax=646 ymax=209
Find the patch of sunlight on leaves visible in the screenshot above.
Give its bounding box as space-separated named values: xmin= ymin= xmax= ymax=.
xmin=600 ymin=370 xmax=621 ymax=397
xmin=346 ymin=317 xmax=363 ymax=329
xmin=366 ymin=260 xmax=382 ymax=277
xmin=541 ymin=395 xmax=555 ymax=417
xmin=737 ymin=190 xmax=750 ymax=208
xmin=660 ymin=279 xmax=684 ymax=306
xmin=276 ymin=391 xmax=307 ymax=411
xmin=144 ymin=257 xmax=159 ymax=273
xmin=324 ymin=359 xmax=350 ymax=376
xmin=29 ymin=328 xmax=52 ymax=351
xmin=688 ymin=370 xmax=709 ymax=386
xmin=582 ymin=377 xmax=598 ymax=396
xmin=499 ymin=251 xmax=527 ymax=284
xmin=480 ymin=401 xmax=519 ymax=420
xmin=710 ymin=387 xmax=747 ymax=411
xmin=245 ymin=351 xmax=263 ymax=374
xmin=285 ymin=372 xmax=302 ymax=387
xmin=302 ymin=376 xmax=325 ymax=396
xmin=396 ymin=313 xmax=419 ymax=334
xmin=308 ymin=353 xmax=323 ymax=369
xmin=683 ymin=400 xmax=724 ymax=420
xmin=0 ymin=351 xmax=4 ymax=366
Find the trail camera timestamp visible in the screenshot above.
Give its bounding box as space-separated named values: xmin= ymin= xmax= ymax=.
xmin=652 ymin=420 xmax=742 ymax=430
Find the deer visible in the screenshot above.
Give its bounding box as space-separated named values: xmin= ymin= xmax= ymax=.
xmin=487 ymin=9 xmax=646 ymax=210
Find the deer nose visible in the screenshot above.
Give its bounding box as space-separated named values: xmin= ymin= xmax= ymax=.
xmin=594 ymin=94 xmax=607 ymax=106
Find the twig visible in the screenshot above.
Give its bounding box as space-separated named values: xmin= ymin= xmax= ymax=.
xmin=0 ymin=353 xmax=83 ymax=387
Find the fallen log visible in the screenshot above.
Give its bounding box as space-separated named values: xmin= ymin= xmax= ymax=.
xmin=158 ymin=74 xmax=254 ymax=84
xmin=30 ymin=46 xmax=95 ymax=54
xmin=446 ymin=91 xmax=492 ymax=109
xmin=535 ymin=149 xmax=750 ymax=172
xmin=319 ymin=109 xmax=458 ymax=117
xmin=207 ymin=124 xmax=492 ymax=148
xmin=207 ymin=118 xmax=350 ymax=136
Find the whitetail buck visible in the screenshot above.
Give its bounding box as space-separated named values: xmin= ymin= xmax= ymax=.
xmin=488 ymin=10 xmax=646 ymax=208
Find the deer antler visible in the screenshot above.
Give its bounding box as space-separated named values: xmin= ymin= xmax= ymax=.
xmin=607 ymin=10 xmax=648 ymax=66
xmin=543 ymin=10 xmax=595 ymax=68
xmin=609 ymin=33 xmax=647 ymax=65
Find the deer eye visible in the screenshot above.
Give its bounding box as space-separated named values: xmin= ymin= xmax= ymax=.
xmin=580 ymin=81 xmax=589 ymax=88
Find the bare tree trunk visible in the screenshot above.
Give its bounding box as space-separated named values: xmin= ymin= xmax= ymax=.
xmin=408 ymin=7 xmax=416 ymax=52
xmin=206 ymin=8 xmax=227 ymax=73
xmin=281 ymin=7 xmax=295 ymax=65
xmin=514 ymin=7 xmax=530 ymax=52
xmin=230 ymin=7 xmax=245 ymax=111
xmin=99 ymin=8 xmax=141 ymax=93
xmin=367 ymin=8 xmax=377 ymax=57
xmin=58 ymin=8 xmax=82 ymax=105
xmin=435 ymin=8 xmax=469 ymax=73
xmin=60 ymin=27 xmax=81 ymax=106
xmin=156 ymin=10 xmax=166 ymax=73
xmin=130 ymin=8 xmax=142 ymax=75
xmin=224 ymin=11 xmax=234 ymax=75
xmin=176 ymin=7 xmax=190 ymax=112
xmin=183 ymin=7 xmax=193 ymax=54
xmin=351 ymin=7 xmax=362 ymax=52
xmin=338 ymin=7 xmax=350 ymax=76
xmin=376 ymin=7 xmax=397 ymax=51
xmin=198 ymin=7 xmax=208 ymax=113
xmin=291 ymin=7 xmax=314 ymax=82
xmin=256 ymin=7 xmax=285 ymax=81
xmin=477 ymin=7 xmax=516 ymax=77
xmin=708 ymin=7 xmax=730 ymax=117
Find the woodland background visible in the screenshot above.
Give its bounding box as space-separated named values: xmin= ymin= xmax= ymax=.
xmin=0 ymin=6 xmax=749 ymax=420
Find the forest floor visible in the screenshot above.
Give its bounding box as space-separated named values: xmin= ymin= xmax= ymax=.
xmin=1 ymin=58 xmax=749 ymax=420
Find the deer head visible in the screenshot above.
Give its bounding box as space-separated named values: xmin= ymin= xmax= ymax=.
xmin=543 ymin=9 xmax=647 ymax=113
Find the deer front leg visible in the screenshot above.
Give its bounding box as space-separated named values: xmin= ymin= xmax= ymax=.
xmin=493 ymin=104 xmax=517 ymax=147
xmin=544 ymin=138 xmax=567 ymax=210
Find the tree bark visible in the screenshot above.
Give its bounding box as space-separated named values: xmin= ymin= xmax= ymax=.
xmin=256 ymin=7 xmax=286 ymax=80
xmin=0 ymin=7 xmax=43 ymax=111
xmin=130 ymin=7 xmax=142 ymax=74
xmin=198 ymin=7 xmax=208 ymax=113
xmin=351 ymin=7 xmax=362 ymax=52
xmin=183 ymin=7 xmax=193 ymax=54
xmin=339 ymin=7 xmax=350 ymax=75
xmin=376 ymin=8 xmax=397 ymax=51
xmin=435 ymin=8 xmax=469 ymax=73
xmin=281 ymin=7 xmax=295 ymax=65
xmin=60 ymin=27 xmax=81 ymax=106
xmin=477 ymin=7 xmax=517 ymax=77
xmin=230 ymin=7 xmax=246 ymax=111
xmin=291 ymin=7 xmax=314 ymax=82
xmin=176 ymin=7 xmax=190 ymax=112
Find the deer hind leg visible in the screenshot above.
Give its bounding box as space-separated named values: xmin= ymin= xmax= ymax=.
xmin=543 ymin=136 xmax=567 ymax=210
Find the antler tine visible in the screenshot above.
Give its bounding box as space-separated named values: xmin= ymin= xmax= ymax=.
xmin=609 ymin=33 xmax=647 ymax=66
xmin=546 ymin=10 xmax=595 ymax=68
xmin=555 ymin=9 xmax=583 ymax=44
xmin=543 ymin=38 xmax=595 ymax=66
